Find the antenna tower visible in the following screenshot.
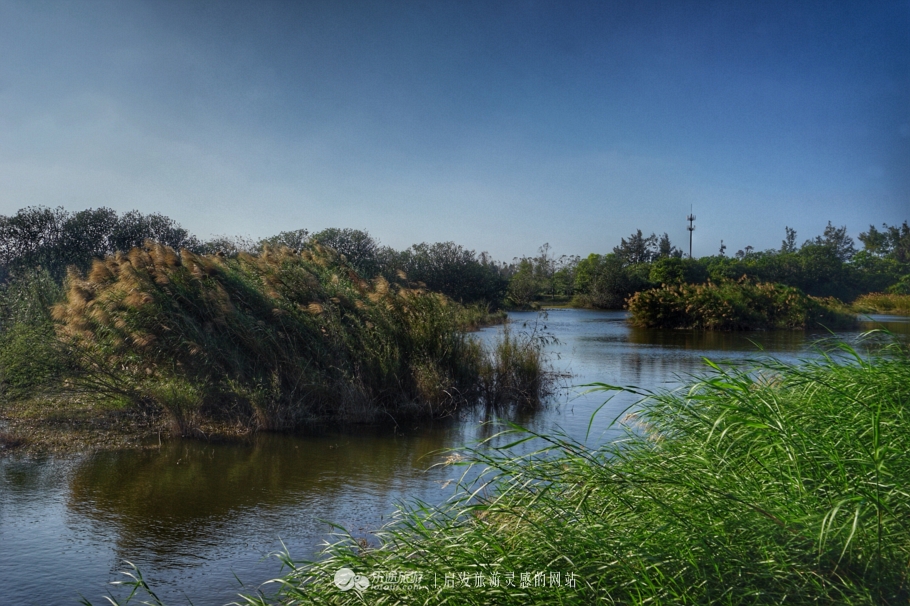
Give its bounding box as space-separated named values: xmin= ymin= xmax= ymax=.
xmin=686 ymin=207 xmax=696 ymax=259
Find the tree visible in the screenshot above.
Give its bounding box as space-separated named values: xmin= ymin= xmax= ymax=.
xmin=613 ymin=230 xmax=658 ymax=265
xmin=807 ymin=221 xmax=855 ymax=262
xmin=656 ymin=233 xmax=682 ymax=259
xmin=396 ymin=242 xmax=508 ymax=305
xmin=586 ymin=254 xmax=641 ymax=309
xmin=257 ymin=229 xmax=310 ymax=251
xmin=781 ymin=227 xmax=797 ymax=254
xmin=506 ymin=258 xmax=539 ymax=308
xmin=310 ymin=228 xmax=381 ymax=277
xmin=0 ymin=206 xmax=202 ymax=281
xmin=649 ymin=257 xmax=708 ymax=285
xmin=885 ymin=221 xmax=910 ymax=263
xmin=860 ymin=221 xmax=910 ymax=264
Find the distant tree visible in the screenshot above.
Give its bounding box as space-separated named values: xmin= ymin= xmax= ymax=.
xmin=310 ymin=228 xmax=381 ymax=277
xmin=200 ymin=235 xmax=257 ymax=256
xmin=257 ymin=228 xmax=310 ymax=251
xmin=573 ymin=254 xmax=603 ymax=295
xmin=860 ymin=221 xmax=910 ymax=263
xmin=885 ymin=221 xmax=910 ymax=263
xmin=396 ymin=241 xmax=508 ymax=305
xmin=649 ymin=257 xmax=708 ymax=285
xmin=613 ymin=230 xmax=658 ymax=265
xmin=586 ymin=254 xmax=645 ymax=309
xmin=858 ymin=224 xmax=887 ymax=255
xmin=506 ymin=258 xmax=539 ymax=308
xmin=0 ymin=206 xmax=201 ymax=281
xmin=109 ymin=210 xmax=200 ymax=253
xmin=551 ymin=255 xmax=579 ymax=296
xmin=656 ymin=233 xmax=682 ymax=259
xmin=807 ymin=221 xmax=855 ymax=262
xmin=781 ymin=226 xmax=797 ymax=254
xmin=735 ymin=245 xmax=754 ymax=260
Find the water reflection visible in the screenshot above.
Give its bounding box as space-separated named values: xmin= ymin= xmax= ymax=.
xmin=68 ymin=429 xmax=461 ymax=557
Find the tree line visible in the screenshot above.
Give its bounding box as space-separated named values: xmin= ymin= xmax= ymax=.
xmin=508 ymin=222 xmax=910 ymax=307
xmin=0 ymin=206 xmax=511 ymax=310
xmin=1 ymin=206 xmax=908 ymax=312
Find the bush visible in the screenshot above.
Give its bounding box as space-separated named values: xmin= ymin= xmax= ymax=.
xmin=52 ymin=243 xmax=548 ymax=433
xmin=0 ymin=268 xmax=66 ymax=395
xmin=573 ymin=254 xmax=650 ymax=309
xmin=628 ymin=278 xmax=857 ymax=330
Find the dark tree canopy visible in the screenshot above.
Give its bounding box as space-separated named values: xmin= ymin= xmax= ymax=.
xmin=396 ymin=242 xmax=509 ymax=306
xmin=614 ymin=230 xmax=658 ymax=265
xmin=0 ymin=206 xmax=201 ymax=281
xmin=310 ymin=228 xmax=382 ymax=278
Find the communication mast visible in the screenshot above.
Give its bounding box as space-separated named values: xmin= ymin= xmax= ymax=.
xmin=687 ymin=207 xmax=696 ymax=259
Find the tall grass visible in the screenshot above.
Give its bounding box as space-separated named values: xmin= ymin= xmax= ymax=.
xmin=240 ymin=335 xmax=909 ymax=605
xmin=628 ymin=278 xmax=858 ymax=330
xmin=51 ymin=243 xmax=547 ymax=434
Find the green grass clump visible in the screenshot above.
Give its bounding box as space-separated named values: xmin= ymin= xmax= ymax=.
xmin=628 ymin=278 xmax=857 ymax=330
xmin=453 ymin=302 xmax=508 ymax=332
xmin=52 ymin=243 xmax=544 ymax=434
xmin=852 ymin=293 xmax=910 ymax=316
xmin=248 ymin=337 xmax=909 ymax=605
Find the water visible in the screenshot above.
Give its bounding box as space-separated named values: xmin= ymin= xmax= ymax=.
xmin=1 ymin=310 xmax=906 ymax=605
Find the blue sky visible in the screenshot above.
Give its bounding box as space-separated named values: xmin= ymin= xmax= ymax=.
xmin=0 ymin=0 xmax=907 ymax=260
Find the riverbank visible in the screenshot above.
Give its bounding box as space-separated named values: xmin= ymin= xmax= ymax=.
xmin=1 ymin=394 xmax=179 ymax=456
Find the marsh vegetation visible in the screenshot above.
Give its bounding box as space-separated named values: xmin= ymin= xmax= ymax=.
xmin=237 ymin=337 xmax=910 ymax=605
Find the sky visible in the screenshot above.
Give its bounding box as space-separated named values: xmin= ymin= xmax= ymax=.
xmin=0 ymin=0 xmax=907 ymax=261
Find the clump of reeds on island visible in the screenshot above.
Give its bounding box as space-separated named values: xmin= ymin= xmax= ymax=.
xmin=220 ymin=335 xmax=908 ymax=606
xmin=52 ymin=242 xmax=549 ymax=435
xmin=627 ymin=277 xmax=858 ymax=330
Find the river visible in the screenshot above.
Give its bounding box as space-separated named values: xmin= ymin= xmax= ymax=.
xmin=1 ymin=310 xmax=907 ymax=605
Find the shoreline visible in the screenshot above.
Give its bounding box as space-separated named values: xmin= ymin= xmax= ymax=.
xmin=0 ymin=394 xmax=252 ymax=457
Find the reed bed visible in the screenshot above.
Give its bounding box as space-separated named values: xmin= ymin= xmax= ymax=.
xmin=852 ymin=293 xmax=910 ymax=316
xmin=52 ymin=243 xmax=544 ymax=435
xmin=628 ymin=278 xmax=857 ymax=330
xmin=234 ymin=336 xmax=910 ymax=605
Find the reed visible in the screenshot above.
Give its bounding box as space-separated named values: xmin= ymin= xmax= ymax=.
xmin=243 ymin=336 xmax=909 ymax=605
xmin=52 ymin=243 xmax=548 ymax=434
xmin=628 ymin=278 xmax=858 ymax=330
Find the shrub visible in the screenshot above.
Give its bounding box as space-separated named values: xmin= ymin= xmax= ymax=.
xmin=52 ymin=243 xmax=548 ymax=432
xmin=628 ymin=278 xmax=857 ymax=330
xmin=0 ymin=268 xmax=66 ymax=395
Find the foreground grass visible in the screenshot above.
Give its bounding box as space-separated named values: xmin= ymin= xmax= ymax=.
xmin=219 ymin=336 xmax=908 ymax=605
xmin=852 ymin=293 xmax=910 ymax=316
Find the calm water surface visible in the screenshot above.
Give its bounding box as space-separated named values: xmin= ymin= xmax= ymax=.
xmin=1 ymin=310 xmax=907 ymax=605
